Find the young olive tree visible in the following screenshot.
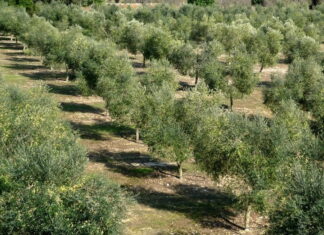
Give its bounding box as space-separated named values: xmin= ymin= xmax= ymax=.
xmin=61 ymin=29 xmax=92 ymax=81
xmin=97 ymin=52 xmax=134 ymax=121
xmin=248 ymin=27 xmax=283 ymax=72
xmin=141 ymin=26 xmax=173 ymax=67
xmin=264 ymin=57 xmax=324 ymax=132
xmin=284 ymin=35 xmax=320 ymax=62
xmin=168 ymin=42 xmax=196 ymax=76
xmin=143 ymin=82 xmax=192 ymax=180
xmin=200 ymin=42 xmax=258 ymax=111
xmin=131 ymin=60 xmax=178 ymax=142
xmin=119 ymin=20 xmax=144 ymax=55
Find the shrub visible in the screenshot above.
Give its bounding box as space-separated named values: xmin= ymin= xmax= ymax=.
xmin=0 ymin=84 xmax=87 ymax=186
xmin=0 ymin=176 xmax=128 ymax=235
xmin=268 ymin=163 xmax=324 ymax=235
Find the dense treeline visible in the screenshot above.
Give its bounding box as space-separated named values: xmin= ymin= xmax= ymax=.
xmin=0 ymin=1 xmax=323 ymax=234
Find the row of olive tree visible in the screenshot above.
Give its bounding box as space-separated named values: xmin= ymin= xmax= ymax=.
xmin=1 ymin=3 xmax=323 ymax=233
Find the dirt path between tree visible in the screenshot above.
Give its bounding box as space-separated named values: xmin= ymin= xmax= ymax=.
xmin=0 ymin=37 xmax=266 ymax=235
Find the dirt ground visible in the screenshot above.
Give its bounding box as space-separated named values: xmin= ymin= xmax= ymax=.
xmin=0 ymin=36 xmax=276 ymax=235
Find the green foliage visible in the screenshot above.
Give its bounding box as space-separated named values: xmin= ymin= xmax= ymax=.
xmin=0 ymin=85 xmax=87 ymax=186
xmin=141 ymin=59 xmax=178 ymax=91
xmin=0 ymin=176 xmax=127 ymax=235
xmin=285 ymin=35 xmax=320 ymax=62
xmin=228 ymin=50 xmax=258 ymax=95
xmin=119 ymin=20 xmax=144 ymax=55
xmin=142 ymin=26 xmax=173 ymax=63
xmin=0 ymin=83 xmax=128 ymax=233
xmin=168 ymin=43 xmax=196 ymax=76
xmin=264 ymin=58 xmax=324 ymax=134
xmin=268 ymin=163 xmax=324 ymax=235
xmin=143 ymin=82 xmax=191 ymax=178
xmin=249 ymin=27 xmax=283 ymax=71
xmin=251 ymin=0 xmax=264 ymax=5
xmin=187 ymin=0 xmax=214 ymax=7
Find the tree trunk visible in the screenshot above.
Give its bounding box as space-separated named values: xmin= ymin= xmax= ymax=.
xmin=143 ymin=56 xmax=146 ymax=68
xmin=259 ymin=64 xmax=264 ymax=73
xmin=65 ymin=66 xmax=69 ymax=82
xmin=135 ymin=128 xmax=140 ymax=143
xmin=178 ymin=163 xmax=183 ymax=180
xmin=229 ymin=93 xmax=233 ymax=111
xmin=195 ymin=69 xmax=199 ymax=85
xmin=244 ymin=205 xmax=251 ymax=230
xmin=15 ymin=36 xmax=18 ymax=44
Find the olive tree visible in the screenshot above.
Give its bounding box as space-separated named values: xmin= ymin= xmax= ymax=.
xmin=141 ymin=26 xmax=173 ymax=67
xmin=131 ymin=60 xmax=178 ymax=142
xmin=268 ymin=162 xmax=324 ymax=235
xmin=264 ymin=57 xmax=324 ymax=132
xmin=249 ymin=27 xmax=283 ymax=72
xmin=143 ymin=82 xmax=192 ymax=180
xmin=224 ymin=51 xmax=258 ymax=110
xmin=119 ymin=20 xmax=144 ymax=55
xmin=0 ymin=84 xmax=87 ymax=186
xmin=168 ymin=42 xmax=196 ymax=76
xmin=284 ymin=35 xmax=319 ymax=62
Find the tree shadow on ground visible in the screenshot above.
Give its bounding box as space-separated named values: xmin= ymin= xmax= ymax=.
xmin=125 ymin=184 xmax=242 ymax=231
xmin=21 ymin=71 xmax=66 ymax=81
xmin=257 ymin=81 xmax=271 ymax=88
xmin=4 ymin=63 xmax=44 ymax=71
xmin=47 ymin=83 xmax=80 ymax=96
xmin=4 ymin=51 xmax=24 ymax=57
xmin=8 ymin=57 xmax=39 ymax=63
xmin=89 ymin=150 xmax=177 ymax=179
xmin=278 ymin=58 xmax=290 ymax=64
xmin=70 ymin=121 xmax=134 ymax=141
xmin=0 ymin=42 xmax=23 ymax=50
xmin=178 ymin=81 xmax=195 ymax=91
xmin=132 ymin=61 xmax=144 ymax=68
xmin=60 ymin=102 xmax=104 ymax=114
xmin=0 ymin=36 xmax=14 ymax=41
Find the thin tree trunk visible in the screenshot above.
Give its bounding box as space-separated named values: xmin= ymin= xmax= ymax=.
xmin=136 ymin=128 xmax=140 ymax=143
xmin=143 ymin=56 xmax=146 ymax=68
xmin=65 ymin=66 xmax=69 ymax=82
xmin=244 ymin=205 xmax=251 ymax=230
xmin=259 ymin=64 xmax=264 ymax=73
xmin=178 ymin=163 xmax=183 ymax=180
xmin=195 ymin=69 xmax=199 ymax=85
xmin=230 ymin=93 xmax=233 ymax=111
xmin=15 ymin=36 xmax=18 ymax=44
